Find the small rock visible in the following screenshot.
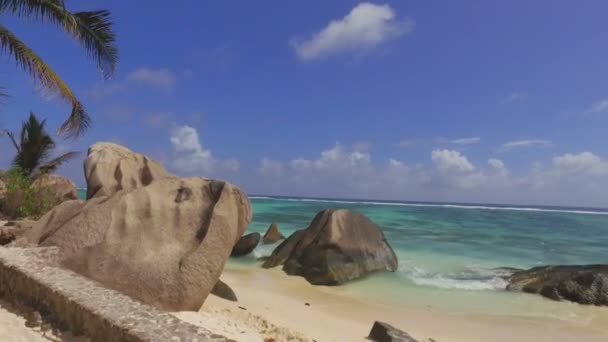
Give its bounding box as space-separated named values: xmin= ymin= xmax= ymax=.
xmin=262 ymin=223 xmax=285 ymax=244
xmin=304 ymin=302 xmax=310 ymax=306
xmin=211 ymin=279 xmax=238 ymax=302
xmin=231 ymin=232 xmax=261 ymax=257
xmin=368 ymin=321 xmax=418 ymax=342
xmin=238 ymin=306 xmax=247 ymax=311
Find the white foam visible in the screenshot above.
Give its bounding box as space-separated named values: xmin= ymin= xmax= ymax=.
xmin=249 ymin=196 xmax=608 ymax=216
xmin=400 ymin=265 xmax=511 ymax=291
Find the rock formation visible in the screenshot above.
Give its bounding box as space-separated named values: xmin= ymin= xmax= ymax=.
xmin=368 ymin=321 xmax=418 ymax=342
xmin=262 ymin=223 xmax=285 ymax=244
xmin=231 ymin=232 xmax=261 ymax=257
xmin=20 ymin=142 xmax=252 ymax=311
xmin=31 ymin=174 xmax=78 ymax=202
xmin=262 ymin=209 xmax=398 ymax=285
xmin=84 ymin=142 xmax=173 ymax=200
xmin=507 ymin=264 xmax=608 ymax=306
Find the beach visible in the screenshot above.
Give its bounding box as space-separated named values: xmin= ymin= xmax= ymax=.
xmin=178 ymin=261 xmax=608 ymax=342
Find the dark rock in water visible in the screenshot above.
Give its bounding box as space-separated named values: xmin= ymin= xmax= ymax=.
xmin=262 ymin=230 xmax=306 ymax=269
xmin=231 ymin=232 xmax=261 ymax=257
xmin=368 ymin=321 xmax=418 ymax=342
xmin=262 ymin=209 xmax=398 ymax=285
xmin=211 ymin=279 xmax=238 ymax=302
xmin=507 ymin=264 xmax=608 ymax=306
xmin=262 ymin=223 xmax=285 ymax=244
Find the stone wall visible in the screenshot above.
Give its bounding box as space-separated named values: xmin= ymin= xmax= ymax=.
xmin=0 ymin=247 xmax=231 ymax=342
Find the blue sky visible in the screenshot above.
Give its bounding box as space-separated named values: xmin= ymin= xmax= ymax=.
xmin=2 ymin=1 xmax=608 ymax=207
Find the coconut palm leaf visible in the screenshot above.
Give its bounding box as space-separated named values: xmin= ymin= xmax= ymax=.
xmin=0 ymin=0 xmax=118 ymax=78
xmin=36 ymin=151 xmax=79 ymax=175
xmin=0 ymin=24 xmax=90 ymax=137
xmin=11 ymin=112 xmax=56 ymax=175
xmin=1 ymin=128 xmax=21 ymax=152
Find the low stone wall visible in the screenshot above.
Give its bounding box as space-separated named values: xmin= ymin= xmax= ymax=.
xmin=0 ymin=247 xmax=230 ymax=342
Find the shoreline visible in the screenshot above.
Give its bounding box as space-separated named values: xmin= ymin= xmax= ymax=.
xmin=182 ymin=261 xmax=608 ymax=342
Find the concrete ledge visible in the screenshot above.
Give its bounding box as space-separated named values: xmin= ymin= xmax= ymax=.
xmin=0 ymin=247 xmax=230 ymax=342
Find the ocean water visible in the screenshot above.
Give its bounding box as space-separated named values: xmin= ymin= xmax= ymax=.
xmin=237 ymin=196 xmax=608 ymax=320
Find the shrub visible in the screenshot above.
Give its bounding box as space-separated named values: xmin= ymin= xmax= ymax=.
xmin=0 ymin=168 xmax=60 ymax=219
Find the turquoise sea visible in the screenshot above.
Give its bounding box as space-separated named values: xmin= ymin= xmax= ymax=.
xmin=77 ymin=189 xmax=608 ymax=320
xmin=239 ymin=196 xmax=608 ymax=320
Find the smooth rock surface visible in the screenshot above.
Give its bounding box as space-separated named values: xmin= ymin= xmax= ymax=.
xmin=507 ymin=264 xmax=608 ymax=305
xmin=31 ymin=174 xmax=78 ymax=202
xmin=262 ymin=223 xmax=285 ymax=244
xmin=84 ymin=142 xmax=174 ymax=199
xmin=63 ymin=178 xmax=252 ymax=311
xmin=211 ymin=280 xmax=238 ymax=302
xmin=368 ymin=321 xmax=418 ymax=342
xmin=231 ymin=232 xmax=261 ymax=257
xmin=262 ymin=209 xmax=398 ymax=285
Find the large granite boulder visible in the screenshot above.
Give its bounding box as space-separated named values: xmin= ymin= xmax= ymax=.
xmin=19 ymin=143 xmax=252 ymax=311
xmin=368 ymin=321 xmax=418 ymax=342
xmin=231 ymin=232 xmax=261 ymax=257
xmin=31 ymin=174 xmax=78 ymax=202
xmin=84 ymin=142 xmax=173 ymax=199
xmin=262 ymin=209 xmax=398 ymax=285
xmin=507 ymin=265 xmax=608 ymax=306
xmin=262 ymin=223 xmax=285 ymax=244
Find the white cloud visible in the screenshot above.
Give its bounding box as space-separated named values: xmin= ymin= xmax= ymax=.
xmin=499 ymin=139 xmax=552 ymax=152
xmin=500 ymin=92 xmax=528 ymax=104
xmin=127 ymin=68 xmax=175 ymax=90
xmin=244 ymin=144 xmax=608 ymax=206
xmin=552 ymin=152 xmax=608 ymax=175
xmin=432 ymin=149 xmax=475 ymax=172
xmin=487 ymin=158 xmax=505 ymax=169
xmin=590 ymin=99 xmax=608 ymax=113
xmin=170 ymin=125 xmax=214 ymax=174
xmin=445 ymin=137 xmax=481 ymax=145
xmin=292 ymin=3 xmax=414 ymax=61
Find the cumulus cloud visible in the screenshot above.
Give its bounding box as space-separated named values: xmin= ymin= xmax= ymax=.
xmin=499 ymin=139 xmax=552 ymax=152
xmin=291 ymin=3 xmax=414 ymax=61
xmin=449 ymin=137 xmax=481 ymax=145
xmin=432 ymin=149 xmax=475 ymax=172
xmin=169 ymin=125 xmax=237 ymax=175
xmin=127 ymin=68 xmax=175 ymax=90
xmin=552 ymin=152 xmax=608 ymax=175
xmin=500 ymin=92 xmax=528 ymax=104
xmin=244 ymin=146 xmax=608 ymax=206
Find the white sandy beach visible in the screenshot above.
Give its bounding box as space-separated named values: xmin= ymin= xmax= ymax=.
xmin=177 ymin=262 xmax=608 ymax=342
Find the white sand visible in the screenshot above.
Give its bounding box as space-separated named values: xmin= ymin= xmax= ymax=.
xmin=179 ymin=263 xmax=608 ymax=342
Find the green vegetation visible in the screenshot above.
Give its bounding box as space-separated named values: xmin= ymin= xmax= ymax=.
xmin=0 ymin=0 xmax=118 ymax=137
xmin=0 ymin=112 xmax=79 ymax=218
xmin=0 ymin=167 xmax=60 ymax=218
xmin=3 ymin=112 xmax=79 ymax=177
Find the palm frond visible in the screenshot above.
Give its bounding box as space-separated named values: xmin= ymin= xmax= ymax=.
xmin=0 ymin=24 xmax=90 ymax=137
xmin=0 ymin=0 xmax=117 ymax=78
xmin=12 ymin=112 xmax=56 ymax=175
xmin=1 ymin=129 xmax=21 ymax=152
xmin=37 ymin=151 xmax=80 ymax=175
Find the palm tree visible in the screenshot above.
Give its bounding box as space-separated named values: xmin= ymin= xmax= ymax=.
xmin=0 ymin=0 xmax=118 ymax=138
xmin=2 ymin=112 xmax=79 ymax=177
